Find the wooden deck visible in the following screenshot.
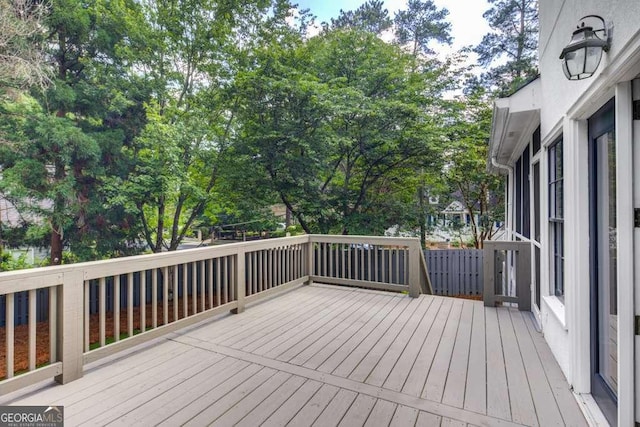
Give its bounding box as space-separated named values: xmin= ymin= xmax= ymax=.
xmin=0 ymin=284 xmax=586 ymax=426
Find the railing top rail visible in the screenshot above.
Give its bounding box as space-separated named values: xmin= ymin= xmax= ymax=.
xmin=308 ymin=234 xmax=420 ymax=246
xmin=0 ymin=234 xmax=423 ymax=289
xmin=483 ymin=240 xmax=531 ymax=250
xmin=0 ymin=235 xmax=311 ymax=285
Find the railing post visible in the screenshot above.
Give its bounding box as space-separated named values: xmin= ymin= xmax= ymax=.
xmin=307 ymin=237 xmax=314 ymax=285
xmin=55 ymin=270 xmax=84 ymax=384
xmin=408 ymin=242 xmax=421 ymax=298
xmin=483 ymin=242 xmax=497 ymax=307
xmin=515 ymin=243 xmax=532 ymax=312
xmin=232 ymin=250 xmax=246 ymax=314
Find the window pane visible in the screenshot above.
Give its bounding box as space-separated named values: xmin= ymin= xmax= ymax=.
xmin=556 ymin=179 xmax=563 ymax=218
xmin=549 ymin=182 xmax=556 ymax=217
xmin=556 ymin=142 xmax=563 ymax=180
xmin=549 ymin=138 xmax=564 ymax=297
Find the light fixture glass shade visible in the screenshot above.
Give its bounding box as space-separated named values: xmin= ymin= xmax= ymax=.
xmin=559 ymin=20 xmax=609 ymax=80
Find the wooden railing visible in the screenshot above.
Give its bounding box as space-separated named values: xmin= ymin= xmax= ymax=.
xmin=482 ymin=240 xmax=531 ymax=311
xmin=0 ymin=235 xmax=430 ymax=394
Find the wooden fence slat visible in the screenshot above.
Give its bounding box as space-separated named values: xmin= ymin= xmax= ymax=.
xmin=426 ymin=249 xmax=483 ymax=297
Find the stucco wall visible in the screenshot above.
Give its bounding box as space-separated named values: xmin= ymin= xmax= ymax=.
xmin=540 ymin=298 xmax=570 ymax=377
xmin=539 ymin=0 xmax=640 ymax=138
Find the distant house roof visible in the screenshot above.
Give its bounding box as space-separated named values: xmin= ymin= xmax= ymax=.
xmin=442 ymin=200 xmax=467 ymax=214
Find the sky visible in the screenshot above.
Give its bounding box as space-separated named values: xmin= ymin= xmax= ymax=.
xmin=294 ymin=0 xmax=492 ymax=55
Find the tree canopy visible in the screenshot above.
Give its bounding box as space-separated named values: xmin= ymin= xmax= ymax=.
xmin=0 ymin=0 xmax=526 ymax=268
xmin=473 ymin=0 xmax=538 ymax=95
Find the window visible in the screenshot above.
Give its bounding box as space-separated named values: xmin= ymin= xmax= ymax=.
xmin=514 ymin=147 xmax=531 ymax=239
xmin=548 ymin=138 xmax=564 ymax=298
xmin=533 ymin=126 xmax=541 ymax=155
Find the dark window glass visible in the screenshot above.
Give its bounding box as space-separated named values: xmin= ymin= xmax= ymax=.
xmin=515 ymin=158 xmax=522 ymax=234
xmin=533 ymin=126 xmax=541 ymax=154
xmin=522 ymin=146 xmax=531 ymax=239
xmin=549 ymin=138 xmax=564 ymax=297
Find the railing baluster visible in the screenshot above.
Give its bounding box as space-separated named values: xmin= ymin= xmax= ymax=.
xmin=215 ymin=258 xmax=221 ymax=306
xmin=348 ymin=244 xmax=353 ymax=280
xmin=382 ymin=247 xmax=391 ymax=283
xmin=208 ymin=259 xmax=214 ymax=309
xmin=405 ymin=248 xmax=409 ymax=285
xmin=220 ymin=257 xmax=229 ymax=304
xmin=289 ymin=246 xmax=294 ymax=282
xmin=274 ymin=248 xmax=278 ymax=286
xmin=199 ymin=261 xmax=204 ymax=312
xmin=276 ymin=248 xmax=280 ymax=286
xmin=140 ymin=270 xmax=146 ymax=333
xmin=182 ymin=263 xmax=188 ymax=317
xmin=173 ymin=266 xmax=179 ymax=321
xmin=322 ymin=243 xmax=327 ymax=277
xmin=99 ymin=277 xmax=106 ymax=347
xmin=127 ymin=272 xmax=134 ymax=337
xmin=269 ymin=249 xmax=273 ymax=287
xmin=114 ymin=275 xmax=120 ymax=342
xmin=84 ymin=281 xmax=90 ymax=352
xmin=251 ymin=252 xmax=257 ymax=295
xmin=28 ymin=289 xmax=36 ymax=371
xmin=261 ymin=250 xmax=266 ymax=292
xmin=6 ymin=293 xmax=14 ymax=378
xmin=398 ymin=248 xmax=403 ymax=284
xmin=368 ymin=246 xmax=372 ymax=281
xmin=230 ymin=256 xmax=236 ymax=301
xmin=251 ymin=252 xmax=260 ymax=294
xmin=162 ymin=267 xmax=169 ymax=325
xmin=191 ymin=262 xmax=197 ymax=315
xmin=374 ymin=246 xmax=379 ymax=282
xmin=49 ymin=287 xmax=57 ymax=364
xmin=152 ymin=270 xmax=158 ymax=329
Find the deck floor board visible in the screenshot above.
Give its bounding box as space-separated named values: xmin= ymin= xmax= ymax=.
xmin=0 ymin=284 xmax=587 ymax=427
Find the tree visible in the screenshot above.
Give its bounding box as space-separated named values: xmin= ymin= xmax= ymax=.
xmin=394 ymin=0 xmax=452 ymax=57
xmin=236 ymin=30 xmax=446 ymax=235
xmin=108 ymin=0 xmax=300 ymax=252
xmin=0 ymin=0 xmax=148 ymax=264
xmin=444 ymin=89 xmax=504 ymax=248
xmin=329 ymin=0 xmax=392 ymax=35
xmin=0 ymin=0 xmax=50 ymax=89
xmin=474 ymin=0 xmax=538 ymax=95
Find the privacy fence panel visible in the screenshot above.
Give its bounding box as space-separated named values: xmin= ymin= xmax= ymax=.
xmin=425 ymin=249 xmax=483 ymax=296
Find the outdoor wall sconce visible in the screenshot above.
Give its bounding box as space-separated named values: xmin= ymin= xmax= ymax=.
xmin=560 ymin=15 xmax=610 ymax=80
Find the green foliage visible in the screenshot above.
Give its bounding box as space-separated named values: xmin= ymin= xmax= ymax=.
xmin=473 ymin=0 xmax=538 ymax=95
xmin=394 ymin=0 xmax=452 ymax=57
xmin=0 ymin=0 xmax=51 ymax=90
xmin=236 ymin=29 xmax=447 ymax=235
xmin=0 ymin=0 xmax=480 ymax=263
xmin=0 ymin=252 xmax=30 ymax=272
xmin=328 ymin=0 xmax=392 ymax=35
xmin=443 ymin=88 xmax=505 ymax=248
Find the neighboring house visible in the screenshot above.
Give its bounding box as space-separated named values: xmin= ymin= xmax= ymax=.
xmin=0 ymin=197 xmax=25 ymax=228
xmin=441 ymin=200 xmax=476 ymax=227
xmin=0 ymin=196 xmax=50 ymax=263
xmin=489 ymin=1 xmax=640 ymax=425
